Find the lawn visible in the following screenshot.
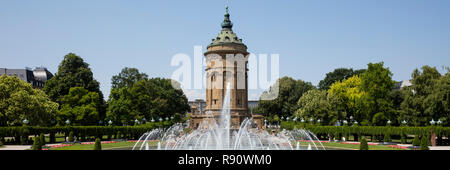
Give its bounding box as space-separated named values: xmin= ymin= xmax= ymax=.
xmin=320 ymin=142 xmax=407 ymax=150
xmin=49 ymin=141 xmax=159 ymax=150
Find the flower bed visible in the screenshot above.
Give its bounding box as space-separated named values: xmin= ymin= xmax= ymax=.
xmin=340 ymin=141 xmax=378 ymax=146
xmin=81 ymin=141 xmax=117 ymax=145
xmin=386 ymin=145 xmax=408 ymax=149
xmin=48 ymin=144 xmax=73 ymax=148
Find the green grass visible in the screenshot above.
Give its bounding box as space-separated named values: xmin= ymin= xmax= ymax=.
xmin=320 ymin=142 xmax=407 ymax=150
xmin=50 ymin=141 xmax=159 ymax=150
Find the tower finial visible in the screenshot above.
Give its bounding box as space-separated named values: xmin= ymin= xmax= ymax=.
xmin=221 ymin=4 xmax=233 ymax=29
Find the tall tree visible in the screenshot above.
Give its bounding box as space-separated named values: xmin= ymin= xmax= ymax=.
xmin=400 ymin=66 xmax=448 ymax=126
xmin=43 ymin=53 xmax=106 ymax=120
xmin=0 ymin=75 xmax=58 ymax=126
xmin=111 ymin=67 xmax=148 ymax=89
xmin=295 ymin=89 xmax=337 ymax=125
xmin=318 ymin=68 xmax=366 ymax=90
xmin=106 ymin=72 xmax=190 ymax=125
xmin=360 ymin=62 xmax=395 ymax=125
xmin=258 ymin=76 xmax=315 ymax=119
xmin=59 ymin=87 xmax=100 ymax=125
xmin=328 ymin=75 xmax=366 ymax=124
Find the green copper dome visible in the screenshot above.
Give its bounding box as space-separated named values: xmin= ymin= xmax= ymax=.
xmin=208 ymin=6 xmax=246 ymax=48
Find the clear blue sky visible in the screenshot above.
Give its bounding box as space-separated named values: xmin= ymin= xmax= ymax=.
xmin=1 ymin=0 xmax=449 ymax=100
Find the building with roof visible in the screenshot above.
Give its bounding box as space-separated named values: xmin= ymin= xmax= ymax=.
xmin=0 ymin=67 xmax=53 ymax=88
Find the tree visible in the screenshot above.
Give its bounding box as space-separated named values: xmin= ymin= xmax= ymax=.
xmin=106 ymin=77 xmax=190 ymax=125
xmin=107 ymin=68 xmax=148 ymax=125
xmin=0 ymin=75 xmax=59 ymax=126
xmin=360 ymin=62 xmax=395 ymax=125
xmin=318 ymin=68 xmax=366 ymax=90
xmin=328 ymin=75 xmax=366 ymax=124
xmin=111 ymin=67 xmax=148 ymax=89
xmin=400 ymin=66 xmax=448 ymax=126
xmin=258 ymin=77 xmax=315 ymax=119
xmin=43 ymin=53 xmax=106 ymax=121
xmin=59 ymin=87 xmax=100 ymax=125
xmin=295 ymin=89 xmax=337 ymax=125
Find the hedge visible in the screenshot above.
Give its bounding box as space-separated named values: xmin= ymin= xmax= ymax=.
xmin=0 ymin=122 xmax=172 ymax=144
xmin=281 ymin=121 xmax=450 ymax=138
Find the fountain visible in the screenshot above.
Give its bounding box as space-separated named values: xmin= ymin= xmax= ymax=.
xmin=132 ymin=82 xmax=325 ymax=150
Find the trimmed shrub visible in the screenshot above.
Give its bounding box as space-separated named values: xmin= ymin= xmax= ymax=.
xmin=94 ymin=138 xmax=101 ymax=150
xmin=68 ymin=131 xmax=74 ymax=142
xmin=420 ymin=136 xmax=429 ymax=150
xmin=412 ymin=135 xmax=420 ymax=146
xmin=400 ymin=133 xmax=407 ymax=144
xmin=383 ymin=133 xmax=391 ymax=143
xmin=39 ymin=133 xmax=45 ymax=146
xmin=32 ymin=136 xmax=41 ymax=150
xmin=116 ymin=131 xmax=122 ymax=139
xmin=360 ymin=138 xmax=369 ymax=150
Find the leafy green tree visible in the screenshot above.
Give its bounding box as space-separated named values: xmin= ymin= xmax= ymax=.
xmin=295 ymin=89 xmax=337 ymax=125
xmin=106 ymin=77 xmax=190 ymax=125
xmin=400 ymin=66 xmax=448 ymax=126
xmin=328 ymin=75 xmax=366 ymax=124
xmin=59 ymin=87 xmax=100 ymax=125
xmin=111 ymin=67 xmax=148 ymax=89
xmin=43 ymin=53 xmax=106 ymax=121
xmin=360 ymin=62 xmax=395 ymax=125
xmin=0 ymin=75 xmax=59 ymax=126
xmin=318 ymin=68 xmax=366 ymax=90
xmin=258 ymin=77 xmax=315 ymax=118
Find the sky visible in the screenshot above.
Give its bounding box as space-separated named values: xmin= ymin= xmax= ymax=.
xmin=1 ymin=0 xmax=449 ymax=101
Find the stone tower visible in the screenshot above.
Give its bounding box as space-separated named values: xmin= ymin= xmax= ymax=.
xmin=190 ymin=6 xmax=257 ymax=129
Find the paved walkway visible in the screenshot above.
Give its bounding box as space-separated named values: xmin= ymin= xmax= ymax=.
xmin=0 ymin=145 xmax=31 ymax=150
xmin=430 ymin=146 xmax=450 ymax=150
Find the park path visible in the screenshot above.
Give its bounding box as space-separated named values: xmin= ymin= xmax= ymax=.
xmin=0 ymin=145 xmax=31 ymax=150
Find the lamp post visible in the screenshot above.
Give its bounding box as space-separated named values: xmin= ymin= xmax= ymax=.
xmin=437 ymin=119 xmax=442 ymax=126
xmin=135 ymin=119 xmax=139 ymax=125
xmin=387 ymin=120 xmax=391 ymax=126
xmin=286 ymin=117 xmax=290 ymax=122
xmin=343 ymin=120 xmax=348 ymax=125
xmin=402 ymin=120 xmax=407 ymax=126
xmin=430 ymin=119 xmax=436 ymax=126
xmin=165 ymin=117 xmax=169 ymax=121
xmin=22 ymin=119 xmax=29 ymax=126
xmin=353 ymin=121 xmax=358 ymax=126
xmin=65 ymin=119 xmax=70 ymax=126
xmin=99 ymin=120 xmax=103 ymax=125
xmin=108 ymin=120 xmax=113 ymax=126
xmin=151 ymin=117 xmax=155 ymax=123
xmin=158 ymin=117 xmax=163 ymax=122
xmin=317 ymin=119 xmax=321 ymax=125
